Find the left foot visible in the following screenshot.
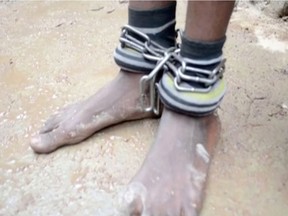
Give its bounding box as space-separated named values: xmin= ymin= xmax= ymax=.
xmin=122 ymin=108 xmax=220 ymax=216
xmin=30 ymin=71 xmax=157 ymax=153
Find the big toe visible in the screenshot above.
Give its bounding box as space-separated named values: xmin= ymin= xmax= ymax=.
xmin=30 ymin=129 xmax=68 ymax=153
xmin=119 ymin=182 xmax=147 ymax=216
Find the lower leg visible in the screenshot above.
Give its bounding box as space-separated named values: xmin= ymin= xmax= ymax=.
xmin=185 ymin=1 xmax=235 ymax=41
xmin=127 ymin=1 xmax=235 ymax=215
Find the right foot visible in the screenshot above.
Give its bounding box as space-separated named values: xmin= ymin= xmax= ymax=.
xmin=30 ymin=70 xmax=156 ymax=153
xmin=122 ymin=109 xmax=220 ymax=216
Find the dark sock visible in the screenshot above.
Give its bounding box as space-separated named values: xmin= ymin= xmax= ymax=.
xmin=128 ymin=2 xmax=177 ymax=48
xmin=179 ymin=34 xmax=226 ymax=87
xmin=180 ymin=33 xmax=226 ymax=60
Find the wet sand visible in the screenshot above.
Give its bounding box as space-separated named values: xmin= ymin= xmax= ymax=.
xmin=0 ymin=1 xmax=288 ymax=215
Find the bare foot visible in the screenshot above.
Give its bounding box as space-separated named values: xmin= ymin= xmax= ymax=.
xmin=30 ymin=71 xmax=156 ymax=153
xmin=123 ymin=108 xmax=220 ymax=216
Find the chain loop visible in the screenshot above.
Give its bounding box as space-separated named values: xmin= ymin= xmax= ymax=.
xmin=119 ymin=25 xmax=225 ymax=115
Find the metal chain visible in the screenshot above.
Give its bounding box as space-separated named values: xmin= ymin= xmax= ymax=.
xmin=119 ymin=25 xmax=225 ymax=115
xmin=120 ymin=25 xmax=177 ymax=115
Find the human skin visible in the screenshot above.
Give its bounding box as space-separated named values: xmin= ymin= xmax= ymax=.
xmin=123 ymin=1 xmax=235 ymax=215
xmin=30 ymin=1 xmax=235 ymax=215
xmin=30 ymin=71 xmax=156 ymax=153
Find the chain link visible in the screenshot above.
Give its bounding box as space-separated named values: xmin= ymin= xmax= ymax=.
xmin=119 ymin=25 xmax=225 ymax=115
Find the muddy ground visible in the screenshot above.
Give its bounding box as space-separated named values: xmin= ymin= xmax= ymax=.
xmin=0 ymin=1 xmax=288 ymax=216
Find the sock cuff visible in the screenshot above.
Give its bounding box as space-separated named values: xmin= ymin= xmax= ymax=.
xmin=128 ymin=2 xmax=176 ymax=29
xmin=128 ymin=2 xmax=177 ymax=48
xmin=180 ymin=33 xmax=226 ymax=61
xmin=114 ymin=2 xmax=177 ymax=73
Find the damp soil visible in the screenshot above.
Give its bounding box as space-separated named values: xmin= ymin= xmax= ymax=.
xmin=0 ymin=1 xmax=288 ymax=216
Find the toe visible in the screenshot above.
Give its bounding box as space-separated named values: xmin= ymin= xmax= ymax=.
xmin=128 ymin=196 xmax=143 ymax=216
xmin=30 ymin=127 xmax=70 ymax=153
xmin=39 ymin=105 xmax=74 ymax=133
xmin=39 ymin=113 xmax=62 ymax=133
xmin=119 ymin=182 xmax=147 ymax=216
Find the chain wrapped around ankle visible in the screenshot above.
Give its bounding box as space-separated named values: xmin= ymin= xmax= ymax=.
xmin=114 ymin=25 xmax=226 ymax=116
